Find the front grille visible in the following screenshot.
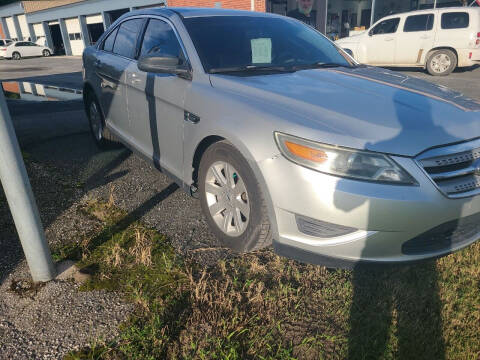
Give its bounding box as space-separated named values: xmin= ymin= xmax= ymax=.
xmin=417 ymin=140 xmax=480 ymax=198
xmin=402 ymin=212 xmax=480 ymax=255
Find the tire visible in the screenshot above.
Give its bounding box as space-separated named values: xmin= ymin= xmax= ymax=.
xmin=198 ymin=141 xmax=272 ymax=253
xmin=12 ymin=52 xmax=21 ymax=60
xmin=42 ymin=50 xmax=51 ymax=57
xmin=426 ymin=49 xmax=457 ymax=76
xmin=85 ymin=92 xmax=119 ymax=148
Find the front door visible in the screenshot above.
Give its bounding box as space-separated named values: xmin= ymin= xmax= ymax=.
xmin=126 ymin=17 xmax=190 ymax=179
xmin=364 ymin=17 xmax=400 ymax=64
xmin=14 ymin=42 xmax=30 ymax=57
xmin=395 ymin=13 xmax=435 ymax=65
xmin=95 ymin=18 xmax=145 ymax=138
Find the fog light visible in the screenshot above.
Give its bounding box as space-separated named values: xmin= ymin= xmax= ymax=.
xmin=295 ymin=214 xmax=356 ymax=238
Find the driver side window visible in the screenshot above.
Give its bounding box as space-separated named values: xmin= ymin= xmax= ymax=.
xmin=140 ymin=18 xmax=183 ymax=61
xmin=370 ymin=18 xmax=400 ymax=35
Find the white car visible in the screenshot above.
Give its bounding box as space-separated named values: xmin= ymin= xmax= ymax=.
xmin=1 ymin=41 xmax=53 ymax=60
xmin=0 ymin=39 xmax=12 ymax=47
xmin=336 ymin=7 xmax=480 ymax=76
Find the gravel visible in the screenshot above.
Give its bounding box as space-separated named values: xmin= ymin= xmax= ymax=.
xmin=0 ymin=267 xmax=133 ymax=360
xmin=0 ymin=128 xmax=231 ymax=358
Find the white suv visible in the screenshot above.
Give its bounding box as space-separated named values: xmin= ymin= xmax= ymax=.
xmin=336 ymin=7 xmax=480 ymax=76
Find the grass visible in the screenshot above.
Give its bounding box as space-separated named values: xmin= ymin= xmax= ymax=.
xmin=56 ymin=199 xmax=480 ymax=360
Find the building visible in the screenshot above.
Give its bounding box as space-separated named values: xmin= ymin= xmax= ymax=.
xmin=0 ymin=0 xmax=476 ymax=56
xmin=0 ymin=0 xmax=166 ymax=56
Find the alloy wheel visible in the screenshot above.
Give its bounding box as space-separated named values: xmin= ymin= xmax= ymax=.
xmin=430 ymin=53 xmax=451 ymax=74
xmin=205 ymin=161 xmax=250 ymax=236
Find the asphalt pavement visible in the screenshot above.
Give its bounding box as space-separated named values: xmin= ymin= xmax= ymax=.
xmin=0 ymin=56 xmax=82 ymax=89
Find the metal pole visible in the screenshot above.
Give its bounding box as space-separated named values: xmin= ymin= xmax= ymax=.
xmin=434 ymin=0 xmax=437 ymax=8
xmin=0 ymin=89 xmax=56 ymax=282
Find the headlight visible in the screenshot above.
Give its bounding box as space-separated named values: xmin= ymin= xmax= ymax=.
xmin=274 ymin=132 xmax=417 ymax=185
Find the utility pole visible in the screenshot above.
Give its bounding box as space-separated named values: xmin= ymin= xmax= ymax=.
xmin=0 ymin=89 xmax=56 ymax=282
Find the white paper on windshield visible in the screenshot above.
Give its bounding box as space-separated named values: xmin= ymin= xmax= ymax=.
xmin=251 ymin=38 xmax=272 ymax=64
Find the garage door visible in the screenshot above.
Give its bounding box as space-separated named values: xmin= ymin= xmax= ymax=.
xmin=86 ymin=14 xmax=103 ymax=24
xmin=33 ymin=23 xmax=44 ymax=37
xmin=32 ymin=23 xmax=46 ymax=45
xmin=5 ymin=17 xmax=17 ymax=40
xmin=65 ymin=17 xmax=84 ymax=56
xmin=18 ymin=14 xmax=30 ymax=40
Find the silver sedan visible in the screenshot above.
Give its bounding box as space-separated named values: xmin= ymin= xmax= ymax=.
xmin=82 ymin=8 xmax=480 ymax=267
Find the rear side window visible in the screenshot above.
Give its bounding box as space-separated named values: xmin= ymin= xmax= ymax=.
xmin=113 ymin=18 xmax=144 ymax=59
xmin=441 ymin=12 xmax=469 ymax=29
xmin=404 ymin=14 xmax=434 ymax=32
xmin=102 ymin=27 xmax=118 ymax=52
xmin=140 ymin=19 xmax=182 ymax=58
xmin=370 ymin=18 xmax=400 ymax=35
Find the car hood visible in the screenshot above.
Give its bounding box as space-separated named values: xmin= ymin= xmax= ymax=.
xmin=209 ymin=66 xmax=480 ymax=157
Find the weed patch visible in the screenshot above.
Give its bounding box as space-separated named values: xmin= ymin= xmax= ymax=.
xmin=62 ymin=200 xmax=480 ymax=359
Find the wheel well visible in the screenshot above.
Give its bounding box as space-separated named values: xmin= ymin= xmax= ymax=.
xmin=426 ymin=47 xmax=458 ymax=64
xmin=191 ymin=135 xmax=225 ymax=185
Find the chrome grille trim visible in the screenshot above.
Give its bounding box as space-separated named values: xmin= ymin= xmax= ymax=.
xmin=416 ymin=139 xmax=480 ymax=199
xmin=420 ymin=148 xmax=480 ymax=167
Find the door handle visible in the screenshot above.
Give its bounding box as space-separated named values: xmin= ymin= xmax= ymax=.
xmin=129 ymin=73 xmax=142 ymax=85
xmin=420 ymin=35 xmax=430 ymax=39
xmin=184 ymin=111 xmax=200 ymax=124
xmin=384 ymin=38 xmax=394 ymax=42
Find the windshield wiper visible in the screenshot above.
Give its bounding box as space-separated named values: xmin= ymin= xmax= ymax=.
xmin=292 ymin=62 xmax=352 ymax=71
xmin=209 ymin=65 xmax=294 ymax=74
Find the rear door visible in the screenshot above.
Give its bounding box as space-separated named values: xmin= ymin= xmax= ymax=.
xmin=363 ymin=17 xmax=400 ymax=64
xmin=395 ymin=13 xmax=435 ymax=65
xmin=125 ymin=17 xmax=190 ymax=179
xmin=95 ymin=18 xmax=145 ymax=138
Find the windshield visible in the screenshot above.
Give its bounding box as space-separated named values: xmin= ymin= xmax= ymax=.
xmin=182 ymin=15 xmax=353 ymax=74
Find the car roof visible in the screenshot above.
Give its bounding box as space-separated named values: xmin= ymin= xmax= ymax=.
xmin=381 ymin=6 xmax=479 ymax=19
xmin=125 ymin=7 xmax=279 ymax=20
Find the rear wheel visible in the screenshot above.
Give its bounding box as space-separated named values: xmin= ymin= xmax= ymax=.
xmin=199 ymin=141 xmax=272 ymax=253
xmin=42 ymin=49 xmax=51 ymax=57
xmin=12 ymin=52 xmax=21 ymax=60
xmin=85 ymin=92 xmax=119 ymax=148
xmin=426 ymin=49 xmax=457 ymax=76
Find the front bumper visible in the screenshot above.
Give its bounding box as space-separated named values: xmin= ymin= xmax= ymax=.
xmin=258 ymin=154 xmax=480 ymax=266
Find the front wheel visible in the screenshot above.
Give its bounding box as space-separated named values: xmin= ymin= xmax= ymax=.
xmin=198 ymin=141 xmax=272 ymax=253
xmin=426 ymin=49 xmax=457 ymax=76
xmin=12 ymin=52 xmax=21 ymax=60
xmin=42 ymin=49 xmax=51 ymax=57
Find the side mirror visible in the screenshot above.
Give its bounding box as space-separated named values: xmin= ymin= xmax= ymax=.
xmin=138 ymin=55 xmax=191 ymax=79
xmin=368 ymin=30 xmax=373 ymax=37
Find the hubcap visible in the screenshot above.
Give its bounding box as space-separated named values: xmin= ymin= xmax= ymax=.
xmin=89 ymin=101 xmax=102 ymax=141
xmin=205 ymin=161 xmax=250 ymax=236
xmin=431 ymin=54 xmax=451 ymax=73
xmin=43 ymin=50 xmax=49 ymax=57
